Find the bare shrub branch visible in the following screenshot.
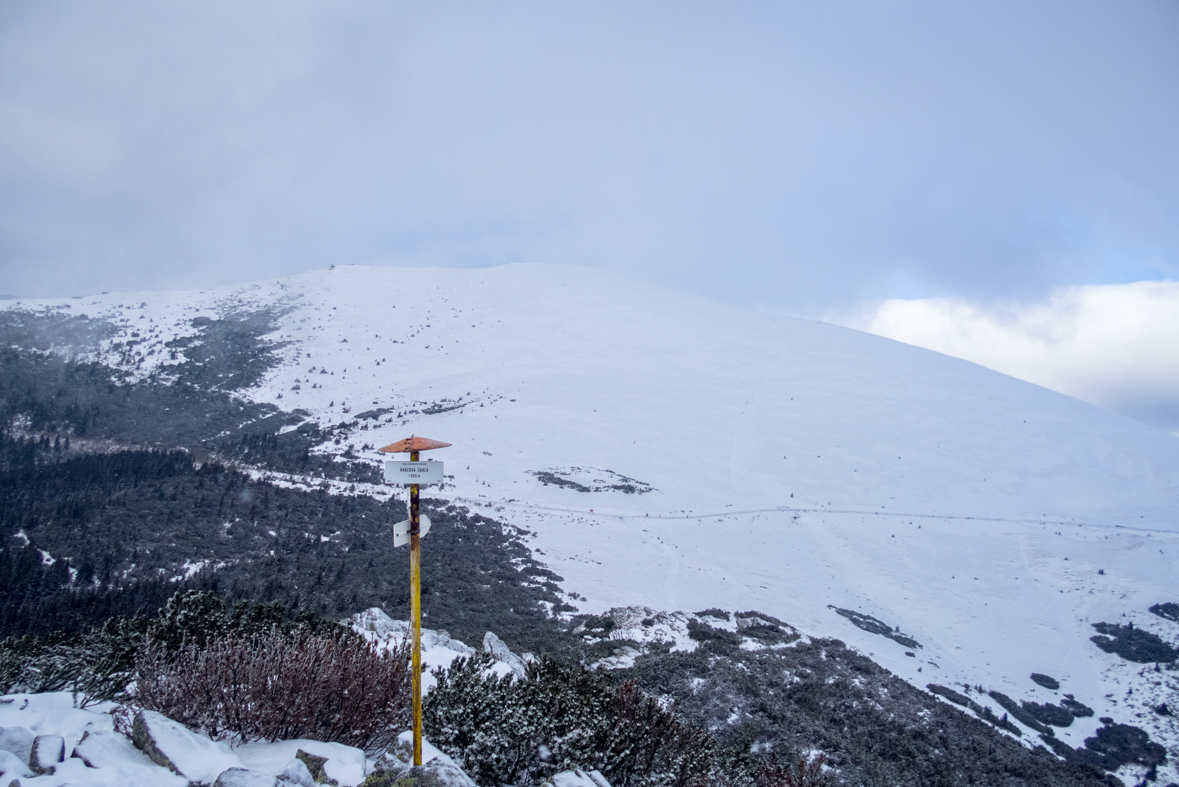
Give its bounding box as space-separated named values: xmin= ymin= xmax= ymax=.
xmin=131 ymin=626 xmax=410 ymax=754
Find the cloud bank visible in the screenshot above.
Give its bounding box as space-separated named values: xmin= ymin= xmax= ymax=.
xmin=1 ymin=1 xmax=1177 ymax=310
xmin=841 ymin=281 xmax=1179 ymax=435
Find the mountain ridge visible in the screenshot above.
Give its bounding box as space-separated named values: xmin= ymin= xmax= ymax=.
xmin=3 ymin=263 xmax=1177 ymax=785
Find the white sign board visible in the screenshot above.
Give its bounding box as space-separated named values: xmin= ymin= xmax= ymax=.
xmin=392 ymin=514 xmax=431 ymax=547
xmin=384 ymin=460 xmax=444 ymax=485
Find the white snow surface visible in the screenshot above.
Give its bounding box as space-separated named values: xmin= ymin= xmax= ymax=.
xmin=135 ymin=709 xmax=242 ymax=784
xmin=234 ymin=739 xmax=367 ymax=786
xmin=6 ymin=263 xmax=1179 ymax=773
xmin=0 ymin=693 xmax=373 ymax=787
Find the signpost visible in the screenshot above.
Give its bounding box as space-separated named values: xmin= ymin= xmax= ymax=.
xmin=384 ymin=460 xmax=445 ymax=485
xmin=378 ymin=435 xmax=451 ymax=767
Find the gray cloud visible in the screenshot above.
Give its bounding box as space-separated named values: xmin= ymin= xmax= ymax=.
xmin=1 ymin=1 xmax=1177 ymax=310
xmin=839 ymin=281 xmax=1179 ymax=434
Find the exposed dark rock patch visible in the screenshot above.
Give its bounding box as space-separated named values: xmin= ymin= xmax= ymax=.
xmin=296 ymin=749 xmax=338 ymax=785
xmin=1090 ymin=622 xmax=1178 ymax=663
xmin=1149 ymin=602 xmax=1179 ymax=623
xmin=828 ymin=605 xmax=921 ymax=649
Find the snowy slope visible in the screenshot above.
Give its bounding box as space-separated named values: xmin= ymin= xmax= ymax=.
xmin=6 ymin=264 xmax=1178 ymax=773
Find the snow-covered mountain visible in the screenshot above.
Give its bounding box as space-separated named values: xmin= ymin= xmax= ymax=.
xmin=6 ymin=263 xmax=1178 ymax=781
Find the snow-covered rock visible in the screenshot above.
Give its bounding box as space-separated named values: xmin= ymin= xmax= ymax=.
xmin=483 ymin=631 xmax=527 ymax=678
xmin=0 ymin=727 xmax=32 ymax=768
xmin=30 ymin=733 xmax=64 ymax=774
xmin=0 ymin=693 xmax=117 ymax=759
xmin=0 ymin=692 xmax=400 ymax=787
xmin=349 ymin=607 xmax=474 ymax=656
xmin=294 ymin=750 xmax=334 ymax=785
xmin=276 ymin=757 xmax=316 ymax=787
xmin=543 ymin=769 xmax=613 ymax=787
xmin=71 ymin=729 xmax=188 ymax=785
xmin=345 ymin=608 xmax=519 ymax=691
xmin=0 ymin=749 xmax=32 ymax=779
xmin=370 ymin=731 xmax=476 ymax=787
xmin=131 ymin=709 xmax=243 ymax=784
xmin=349 ymin=608 xmax=528 ymax=683
xmin=234 ymin=740 xmax=367 ymax=787
xmin=214 ymin=767 xmax=279 ymax=787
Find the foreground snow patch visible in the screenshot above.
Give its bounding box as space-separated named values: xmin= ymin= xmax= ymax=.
xmin=132 ymin=709 xmax=242 ymax=783
xmin=0 ymin=692 xmax=370 ymax=787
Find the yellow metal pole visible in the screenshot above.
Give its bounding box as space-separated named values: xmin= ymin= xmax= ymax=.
xmin=409 ymin=449 xmax=422 ymax=766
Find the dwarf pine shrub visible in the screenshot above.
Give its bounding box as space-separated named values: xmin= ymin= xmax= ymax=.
xmin=424 ymin=653 xmax=723 ymax=787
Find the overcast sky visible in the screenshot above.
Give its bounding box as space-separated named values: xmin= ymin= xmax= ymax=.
xmin=2 ymin=1 xmax=1177 ymax=430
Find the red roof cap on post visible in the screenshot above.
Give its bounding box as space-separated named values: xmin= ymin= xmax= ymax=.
xmin=378 ymin=436 xmax=452 ymax=454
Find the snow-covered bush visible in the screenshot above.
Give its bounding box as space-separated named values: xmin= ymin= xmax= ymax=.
xmin=0 ymin=614 xmax=146 ymax=705
xmin=424 ymin=653 xmax=719 ymax=787
xmin=131 ymin=625 xmax=411 ymax=754
xmin=0 ymin=591 xmax=345 ymax=706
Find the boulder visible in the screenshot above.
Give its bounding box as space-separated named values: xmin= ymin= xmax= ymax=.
xmin=369 ymin=732 xmax=476 ymax=787
xmin=0 ymin=728 xmax=33 ymax=767
xmin=71 ymin=730 xmax=187 ymax=785
xmin=296 ymin=749 xmax=339 ymax=786
xmin=378 ymin=760 xmax=475 ymax=786
xmin=483 ymin=631 xmax=527 ymax=678
xmin=71 ymin=730 xmax=135 ymax=769
xmin=30 ymin=734 xmax=64 ymax=775
xmin=214 ymin=767 xmax=280 ymax=787
xmin=234 ymin=740 xmax=367 ymax=787
xmin=277 ymin=757 xmax=316 ymax=787
xmin=131 ymin=709 xmax=242 ymax=784
xmin=348 ymin=609 xmax=475 ymax=655
xmin=0 ymin=750 xmax=33 ymax=779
